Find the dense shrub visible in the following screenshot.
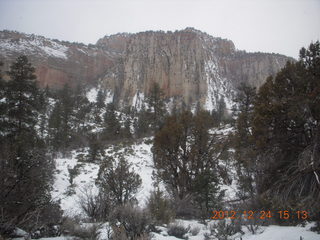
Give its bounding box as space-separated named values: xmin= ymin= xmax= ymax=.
xmin=147 ymin=188 xmax=174 ymax=224
xmin=78 ymin=188 xmax=110 ymax=222
xmin=60 ymin=217 xmax=99 ymax=240
xmin=210 ymin=219 xmax=242 ymax=240
xmin=167 ymin=222 xmax=190 ymax=239
xmin=109 ymin=204 xmax=151 ymax=240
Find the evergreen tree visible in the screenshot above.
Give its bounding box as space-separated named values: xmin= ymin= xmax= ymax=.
xmin=122 ymin=116 xmax=132 ymax=139
xmin=73 ymin=84 xmax=91 ymax=134
xmin=5 ymin=56 xmax=39 ymax=139
xmin=248 ymin=42 xmax=320 ymax=220
xmin=96 ymin=88 xmax=105 ymax=109
xmin=0 ymin=56 xmax=55 ymax=234
xmin=97 ymin=157 xmax=142 ymax=206
xmin=147 ymin=188 xmax=174 ymax=224
xmin=216 ymin=96 xmax=227 ymax=124
xmin=135 ymin=104 xmax=150 ymax=138
xmin=87 ymin=134 xmax=105 ymax=162
xmin=48 ymin=101 xmax=63 ymax=150
xmin=146 ymin=82 xmax=166 ymax=131
xmin=48 ymin=84 xmax=74 ymax=150
xmin=153 ymin=110 xmax=223 ymax=216
xmin=232 ymin=83 xmax=257 ymax=199
xmin=93 ymin=88 xmax=105 ymax=124
xmin=103 ymin=103 xmax=121 ymax=140
xmin=37 ymin=87 xmax=50 ymax=140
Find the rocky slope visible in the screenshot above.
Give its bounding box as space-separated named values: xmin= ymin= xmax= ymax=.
xmin=0 ymin=28 xmax=293 ymax=110
xmin=0 ymin=30 xmax=116 ymax=88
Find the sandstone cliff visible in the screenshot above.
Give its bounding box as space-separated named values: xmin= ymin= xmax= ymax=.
xmin=0 ymin=28 xmax=293 ymax=110
xmin=0 ymin=30 xmax=116 ymax=88
xmin=98 ymin=28 xmax=292 ymax=109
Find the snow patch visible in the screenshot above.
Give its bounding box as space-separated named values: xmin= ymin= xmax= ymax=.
xmin=105 ymin=90 xmax=114 ymax=105
xmin=132 ymin=91 xmax=145 ymax=111
xmin=51 ymin=151 xmax=100 ymax=217
xmin=0 ymin=37 xmax=68 ymax=59
xmin=204 ymin=59 xmax=234 ymax=112
xmin=87 ymin=88 xmax=98 ymax=103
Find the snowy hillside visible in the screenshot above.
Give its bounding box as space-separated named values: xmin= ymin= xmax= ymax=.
xmin=51 ymin=138 xmax=158 ymax=218
xmin=0 ymin=31 xmax=69 ymax=59
xmin=49 ymin=125 xmax=320 ymax=240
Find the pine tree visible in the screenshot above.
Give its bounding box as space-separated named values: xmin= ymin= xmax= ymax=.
xmin=216 ymin=96 xmax=227 ymax=124
xmin=5 ymin=56 xmax=39 ymax=139
xmin=97 ymin=156 xmax=142 ymax=206
xmin=94 ymin=88 xmax=105 ymax=124
xmin=153 ymin=110 xmax=223 ymax=215
xmin=73 ymin=84 xmax=91 ymax=134
xmin=103 ymin=103 xmax=121 ymax=140
xmin=146 ymin=82 xmax=166 ymax=131
xmin=87 ymin=134 xmax=105 ymax=162
xmin=48 ymin=84 xmax=74 ymax=150
xmin=135 ymin=104 xmax=150 ymax=138
xmin=96 ymin=88 xmax=105 ymax=109
xmin=248 ymin=42 xmax=320 ymax=221
xmin=122 ymin=116 xmax=132 ymax=139
xmin=37 ymin=87 xmax=50 ymax=140
xmin=0 ymin=56 xmax=55 ymax=234
xmin=48 ymin=101 xmax=63 ymax=150
xmin=232 ymin=83 xmax=257 ymax=199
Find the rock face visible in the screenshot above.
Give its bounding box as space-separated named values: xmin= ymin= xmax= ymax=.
xmin=0 ymin=28 xmax=293 ymax=110
xmin=0 ymin=30 xmax=116 ymax=88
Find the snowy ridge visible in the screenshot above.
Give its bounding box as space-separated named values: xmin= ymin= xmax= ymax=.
xmin=0 ymin=35 xmax=69 ymax=59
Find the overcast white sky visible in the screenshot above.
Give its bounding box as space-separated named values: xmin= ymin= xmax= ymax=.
xmin=0 ymin=0 xmax=319 ymax=58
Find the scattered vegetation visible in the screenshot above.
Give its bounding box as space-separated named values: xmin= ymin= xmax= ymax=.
xmin=0 ymin=40 xmax=319 ymax=238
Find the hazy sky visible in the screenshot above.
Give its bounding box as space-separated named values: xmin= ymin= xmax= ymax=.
xmin=0 ymin=0 xmax=319 ymax=58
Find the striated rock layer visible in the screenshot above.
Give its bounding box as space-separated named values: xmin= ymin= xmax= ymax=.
xmin=0 ymin=28 xmax=293 ymax=110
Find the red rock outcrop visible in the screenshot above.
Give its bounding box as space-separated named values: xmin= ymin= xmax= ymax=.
xmin=0 ymin=28 xmax=294 ymax=110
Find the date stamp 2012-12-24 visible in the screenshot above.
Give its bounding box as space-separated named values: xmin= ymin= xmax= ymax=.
xmin=210 ymin=210 xmax=309 ymax=220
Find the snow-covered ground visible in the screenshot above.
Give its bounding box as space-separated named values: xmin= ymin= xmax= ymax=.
xmin=51 ymin=138 xmax=158 ymax=217
xmin=50 ymin=127 xmax=319 ymax=240
xmin=31 ymin=220 xmax=320 ymax=240
xmin=51 ymin=150 xmax=100 ymax=217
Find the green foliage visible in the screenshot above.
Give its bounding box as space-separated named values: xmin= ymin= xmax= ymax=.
xmin=5 ymin=55 xmax=39 ymax=138
xmin=0 ymin=56 xmax=57 ymax=234
xmin=232 ymin=83 xmax=257 ymax=199
xmin=153 ymin=110 xmax=224 ymax=216
xmin=233 ymin=42 xmax=320 ymax=220
xmin=210 ymin=220 xmax=242 ymax=240
xmin=103 ymin=103 xmax=121 ymax=140
xmin=109 ymin=204 xmax=151 ymax=240
xmin=96 ymin=88 xmax=105 ymax=109
xmin=147 ymin=188 xmax=174 ymax=224
xmin=146 ymin=82 xmax=166 ymax=131
xmin=73 ymin=84 xmax=92 ymax=134
xmin=122 ymin=116 xmax=132 ymax=139
xmin=48 ymin=84 xmax=74 ymax=150
xmin=135 ymin=104 xmax=151 ymax=138
xmin=87 ymin=134 xmax=105 ymax=162
xmin=97 ymin=156 xmax=142 ymax=206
